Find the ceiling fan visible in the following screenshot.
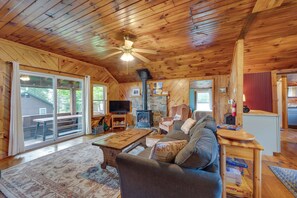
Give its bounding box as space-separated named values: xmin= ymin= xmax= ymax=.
xmin=98 ymin=36 xmax=157 ymax=63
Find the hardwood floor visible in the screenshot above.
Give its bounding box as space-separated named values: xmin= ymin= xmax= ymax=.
xmin=0 ymin=129 xmax=296 ymax=198
xmin=260 ymin=128 xmax=297 ymax=198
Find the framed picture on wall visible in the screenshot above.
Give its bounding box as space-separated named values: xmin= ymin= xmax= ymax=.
xmin=132 ymin=88 xmax=141 ymax=96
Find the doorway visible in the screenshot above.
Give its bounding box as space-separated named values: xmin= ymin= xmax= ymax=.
xmin=287 ymin=74 xmax=297 ymax=129
xmin=276 ymin=73 xmax=297 ymax=129
xmin=189 ymin=79 xmax=214 ymax=120
xmin=20 ymin=71 xmax=85 ymax=150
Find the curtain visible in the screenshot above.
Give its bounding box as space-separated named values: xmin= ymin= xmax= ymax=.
xmin=84 ymin=76 xmax=92 ymax=134
xmin=8 ymin=62 xmax=25 ymax=156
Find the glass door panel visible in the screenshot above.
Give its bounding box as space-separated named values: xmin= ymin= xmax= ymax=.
xmin=20 ymin=74 xmax=54 ymax=147
xmin=56 ymin=79 xmax=83 ymax=138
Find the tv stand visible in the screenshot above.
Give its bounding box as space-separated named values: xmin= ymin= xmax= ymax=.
xmin=111 ymin=114 xmax=127 ymax=130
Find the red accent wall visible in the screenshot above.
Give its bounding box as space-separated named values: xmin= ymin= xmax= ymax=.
xmin=243 ymin=72 xmax=273 ymax=112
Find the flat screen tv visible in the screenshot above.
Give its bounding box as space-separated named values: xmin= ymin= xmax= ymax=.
xmin=109 ymin=100 xmax=130 ymax=113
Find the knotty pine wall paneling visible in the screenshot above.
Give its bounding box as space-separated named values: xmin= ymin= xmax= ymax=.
xmin=0 ymin=39 xmax=119 ymax=160
xmin=119 ymin=75 xmax=230 ymax=125
xmin=0 ymin=61 xmax=11 ymax=159
xmin=0 ymin=39 xmax=119 ymax=99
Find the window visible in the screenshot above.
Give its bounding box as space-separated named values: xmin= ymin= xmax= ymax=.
xmin=93 ymin=84 xmax=107 ymax=116
xmin=288 ymin=86 xmax=297 ymax=97
xmin=39 ymin=108 xmax=47 ymax=115
xmin=196 ymin=89 xmax=212 ymax=111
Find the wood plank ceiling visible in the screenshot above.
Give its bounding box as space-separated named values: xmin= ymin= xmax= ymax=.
xmin=0 ymin=0 xmax=295 ymax=82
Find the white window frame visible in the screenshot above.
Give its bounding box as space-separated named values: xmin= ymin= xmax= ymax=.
xmin=20 ymin=70 xmax=85 ymax=151
xmin=93 ymin=84 xmax=107 ymax=116
xmin=39 ymin=108 xmax=47 ymax=115
xmin=196 ymin=89 xmax=212 ymax=111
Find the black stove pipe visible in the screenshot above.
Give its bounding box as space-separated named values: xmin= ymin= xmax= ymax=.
xmin=137 ymin=69 xmax=151 ymax=111
xmin=140 ymin=72 xmax=148 ymax=111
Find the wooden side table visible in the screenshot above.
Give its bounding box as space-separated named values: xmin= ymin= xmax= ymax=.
xmin=111 ymin=114 xmax=127 ymax=130
xmin=218 ymin=129 xmax=264 ymax=198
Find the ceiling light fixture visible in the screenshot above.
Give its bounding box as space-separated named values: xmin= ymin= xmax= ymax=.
xmin=120 ymin=52 xmax=134 ymax=62
xmin=20 ymin=75 xmax=30 ymax=81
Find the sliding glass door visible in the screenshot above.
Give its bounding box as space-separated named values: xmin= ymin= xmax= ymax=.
xmin=20 ymin=74 xmax=55 ymax=147
xmin=56 ymin=78 xmax=83 ymax=138
xmin=20 ymin=71 xmax=85 ymax=149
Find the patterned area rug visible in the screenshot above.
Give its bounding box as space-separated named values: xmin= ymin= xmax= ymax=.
xmin=270 ymin=166 xmax=297 ymax=197
xmin=0 ymin=134 xmax=144 ymax=198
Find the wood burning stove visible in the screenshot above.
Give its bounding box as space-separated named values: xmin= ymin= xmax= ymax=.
xmin=136 ymin=110 xmax=153 ymax=128
xmin=136 ymin=69 xmax=153 ymax=128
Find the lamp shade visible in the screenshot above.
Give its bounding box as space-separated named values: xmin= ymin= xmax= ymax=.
xmin=243 ymin=94 xmax=246 ymax=102
xmin=120 ymin=53 xmax=134 ymax=62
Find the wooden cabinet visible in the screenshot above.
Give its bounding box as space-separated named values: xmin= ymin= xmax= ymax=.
xmin=218 ymin=129 xmax=264 ymax=198
xmin=111 ymin=114 xmax=127 ymax=130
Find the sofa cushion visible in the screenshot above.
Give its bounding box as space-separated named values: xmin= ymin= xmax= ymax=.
xmin=166 ymin=130 xmax=190 ymax=142
xmin=159 ymin=136 xmax=178 ymax=143
xmin=149 ymin=140 xmax=187 ymax=163
xmin=172 ymin=120 xmax=185 ymax=131
xmin=174 ymin=128 xmax=218 ymax=169
xmin=189 ymin=121 xmax=206 ymax=137
xmin=205 ymin=120 xmax=217 ymax=134
xmin=196 ymin=115 xmax=217 ymax=134
xmin=181 ymin=118 xmax=196 ymax=134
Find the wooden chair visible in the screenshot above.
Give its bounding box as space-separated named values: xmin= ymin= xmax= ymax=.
xmin=159 ymin=104 xmax=192 ymax=133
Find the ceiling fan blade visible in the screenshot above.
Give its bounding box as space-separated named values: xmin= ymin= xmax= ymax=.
xmin=125 ymin=40 xmax=134 ymax=48
xmin=133 ymin=48 xmax=157 ymax=54
xmin=101 ymin=51 xmax=122 ymax=60
xmin=96 ymin=46 xmax=122 ymax=51
xmin=131 ymin=52 xmax=151 ymax=63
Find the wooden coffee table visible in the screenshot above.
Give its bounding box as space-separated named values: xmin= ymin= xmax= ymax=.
xmin=92 ymin=128 xmax=151 ymax=169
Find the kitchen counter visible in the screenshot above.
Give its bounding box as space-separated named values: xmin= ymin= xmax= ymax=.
xmin=243 ymin=109 xmax=280 ymax=155
xmin=243 ymin=110 xmax=278 ymax=117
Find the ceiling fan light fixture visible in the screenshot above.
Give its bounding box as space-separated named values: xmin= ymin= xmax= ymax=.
xmin=120 ymin=52 xmax=134 ymax=62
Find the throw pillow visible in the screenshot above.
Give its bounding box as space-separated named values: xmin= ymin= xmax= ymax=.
xmin=175 ymin=128 xmax=218 ymax=169
xmin=166 ymin=131 xmax=190 ymax=142
xmin=149 ymin=140 xmax=187 ymax=163
xmin=196 ymin=115 xmax=217 ymax=134
xmin=173 ymin=114 xmax=181 ymax=121
xmin=205 ymin=120 xmax=217 ymax=134
xmin=181 ymin=118 xmax=196 ymax=134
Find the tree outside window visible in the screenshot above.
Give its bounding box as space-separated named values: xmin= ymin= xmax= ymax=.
xmin=93 ymin=85 xmax=107 ymax=116
xmin=57 ymin=89 xmax=71 ymax=113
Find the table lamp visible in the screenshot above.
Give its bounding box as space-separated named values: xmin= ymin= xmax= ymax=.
xmin=243 ymin=94 xmax=250 ymax=113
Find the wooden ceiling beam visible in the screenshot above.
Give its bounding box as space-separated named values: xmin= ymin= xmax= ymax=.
xmin=238 ymin=0 xmax=285 ymax=40
xmin=238 ymin=13 xmax=258 ymax=39
xmin=252 ymin=0 xmax=284 ymax=13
